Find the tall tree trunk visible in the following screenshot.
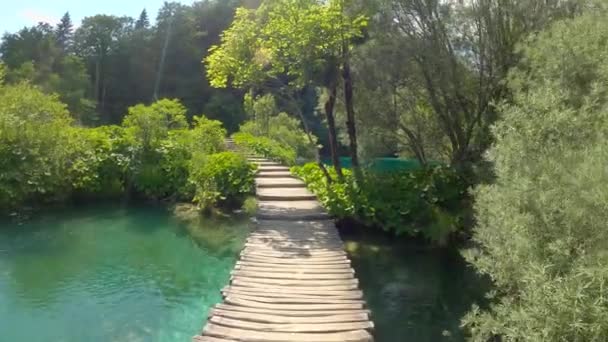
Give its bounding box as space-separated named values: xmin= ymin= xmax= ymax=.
xmin=101 ymin=76 xmax=107 ymax=112
xmin=325 ymin=81 xmax=343 ymax=181
xmin=94 ymin=59 xmax=101 ymax=107
xmin=341 ymin=51 xmax=361 ymax=180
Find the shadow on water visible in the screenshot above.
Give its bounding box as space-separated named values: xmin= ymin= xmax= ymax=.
xmin=341 ymin=229 xmax=490 ymax=342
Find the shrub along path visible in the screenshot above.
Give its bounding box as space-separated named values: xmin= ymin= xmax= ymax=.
xmin=194 ymin=154 xmax=374 ymax=341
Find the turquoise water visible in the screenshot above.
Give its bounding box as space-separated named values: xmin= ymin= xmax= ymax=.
xmin=344 ymin=233 xmax=488 ymax=342
xmin=0 ymin=204 xmax=249 ymax=342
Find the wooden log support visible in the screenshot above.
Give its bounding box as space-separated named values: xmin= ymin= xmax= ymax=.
xmin=195 ymin=155 xmax=374 ymax=341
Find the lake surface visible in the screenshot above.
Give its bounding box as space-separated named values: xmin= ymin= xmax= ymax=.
xmin=344 ymin=233 xmax=488 ymax=342
xmin=0 ymin=204 xmax=249 ymax=342
xmin=0 ymin=204 xmax=485 ymax=342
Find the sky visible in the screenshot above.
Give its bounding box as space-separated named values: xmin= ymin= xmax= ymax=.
xmin=0 ymin=0 xmax=196 ymax=35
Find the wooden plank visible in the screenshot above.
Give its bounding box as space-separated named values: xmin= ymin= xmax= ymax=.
xmin=256 ymin=219 xmax=336 ymax=228
xmin=256 ymin=171 xmax=293 ymax=178
xmin=222 ymin=293 xmax=365 ymax=305
xmin=243 ymin=244 xmax=345 ymax=252
xmin=221 ymin=288 xmax=363 ymax=300
xmin=241 ymin=250 xmax=347 ymax=258
xmin=239 ymin=256 xmax=350 ymax=265
xmin=247 ymin=232 xmax=341 ymax=242
xmin=221 ymin=290 xmax=361 ymax=301
xmin=223 ymin=286 xmax=363 ymax=298
xmin=256 ymin=166 xmax=291 ymax=172
xmin=236 ymin=261 xmax=351 ymax=269
xmin=214 ymin=303 xmax=371 ymax=317
xmin=234 ymin=265 xmax=354 ymax=274
xmin=209 ymin=308 xmax=369 ymax=324
xmin=252 ymin=161 xmax=280 ymax=164
xmin=223 ymin=297 xmax=364 ymax=311
xmin=239 ymin=255 xmax=348 ymax=262
xmin=198 ymin=154 xmax=373 ymax=341
xmin=231 ymin=270 xmax=355 ymax=280
xmin=203 ymin=323 xmax=373 ymax=342
xmin=251 ymin=231 xmax=339 ymax=237
xmin=248 ymin=234 xmax=341 ymax=240
xmin=243 ymin=242 xmax=344 ymax=250
xmin=209 ymin=316 xmax=374 ymax=333
xmin=243 ymin=245 xmax=344 ymax=252
xmin=256 ymin=177 xmax=307 ymax=189
xmin=246 ymin=236 xmax=341 ymax=242
xmin=231 ymin=276 xmax=358 ymax=287
xmin=231 ymin=279 xmax=359 ymax=291
xmin=247 ymin=237 xmax=341 ymax=244
xmin=193 ymin=335 xmax=237 ymax=342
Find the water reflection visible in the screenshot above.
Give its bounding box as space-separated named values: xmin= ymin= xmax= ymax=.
xmin=344 ymin=233 xmax=489 ymax=342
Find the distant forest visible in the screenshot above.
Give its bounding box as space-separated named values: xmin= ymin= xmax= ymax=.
xmin=0 ymin=0 xmax=267 ymax=131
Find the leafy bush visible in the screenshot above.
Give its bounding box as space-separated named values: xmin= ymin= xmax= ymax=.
xmin=122 ymin=99 xmax=196 ymax=199
xmin=0 ymin=87 xmax=256 ymax=213
xmin=232 ymin=132 xmax=296 ymax=165
xmin=189 ymin=151 xmax=256 ymax=210
xmin=189 ymin=115 xmax=227 ymax=154
xmin=122 ymin=98 xmax=188 ymax=150
xmin=0 ymin=82 xmax=74 ymax=208
xmin=239 ymin=113 xmax=316 ymax=160
xmin=69 ymin=125 xmax=129 ymax=198
xmin=291 ymin=162 xmax=467 ymax=244
xmin=463 ymin=13 xmax=608 ymax=341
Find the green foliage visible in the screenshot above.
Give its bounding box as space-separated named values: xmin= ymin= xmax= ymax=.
xmin=240 ymin=113 xmax=316 ymax=160
xmin=232 ymin=132 xmax=296 ymax=165
xmin=189 ymin=151 xmax=256 ymax=210
xmin=0 ymin=63 xmax=5 ymax=84
xmin=245 ymin=93 xmax=278 ymax=133
xmin=119 ymin=99 xmax=230 ymax=200
xmin=291 ymin=163 xmax=467 ymax=245
xmin=121 ymin=99 xmax=189 ymax=198
xmin=123 ymin=98 xmax=188 ymax=148
xmin=190 ymin=115 xmax=228 ymax=154
xmin=464 ymin=12 xmax=608 ymax=341
xmin=206 ymin=7 xmax=263 ymax=88
xmin=206 ymin=0 xmax=367 ymax=89
xmin=0 ymin=82 xmax=73 ymax=208
xmin=0 ymin=1 xmax=245 ymax=127
xmin=68 ymin=125 xmax=129 ymax=197
xmin=202 ymin=91 xmax=247 ymax=133
xmin=241 ymin=196 xmax=257 ymax=215
xmin=0 ymin=87 xmax=251 ymax=212
xmin=239 ymin=92 xmax=316 ymax=160
xmin=0 ymin=23 xmax=96 ymax=121
xmin=268 ymin=113 xmax=316 ymax=159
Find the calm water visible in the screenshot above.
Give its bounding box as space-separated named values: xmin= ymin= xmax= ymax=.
xmin=0 ymin=204 xmax=485 ymax=342
xmin=0 ymin=204 xmax=249 ymax=342
xmin=344 ymin=233 xmax=488 ymax=342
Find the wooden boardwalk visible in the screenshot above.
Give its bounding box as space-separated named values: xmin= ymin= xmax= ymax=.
xmin=194 ymin=155 xmax=374 ymax=341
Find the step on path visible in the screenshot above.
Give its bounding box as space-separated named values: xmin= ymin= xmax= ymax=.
xmin=194 ymin=156 xmax=374 ymax=342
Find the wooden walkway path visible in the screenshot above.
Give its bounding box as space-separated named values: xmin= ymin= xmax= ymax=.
xmin=194 ymin=154 xmax=374 ymax=341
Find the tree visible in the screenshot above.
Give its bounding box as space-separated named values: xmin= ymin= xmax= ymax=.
xmin=123 ymin=98 xmax=188 ymax=150
xmin=349 ymin=0 xmax=586 ymax=180
xmin=74 ymin=15 xmax=133 ymax=117
xmin=0 ymin=63 xmax=5 ymax=84
xmin=1 ymin=23 xmax=95 ymax=121
xmin=56 ymin=12 xmax=74 ymax=51
xmin=464 ymin=10 xmax=608 ymax=341
xmin=1 ymin=23 xmax=60 ymax=80
xmin=0 ymin=81 xmax=74 ymax=208
xmin=206 ymin=0 xmax=366 ymax=180
xmin=135 ymin=9 xmax=150 ymax=29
